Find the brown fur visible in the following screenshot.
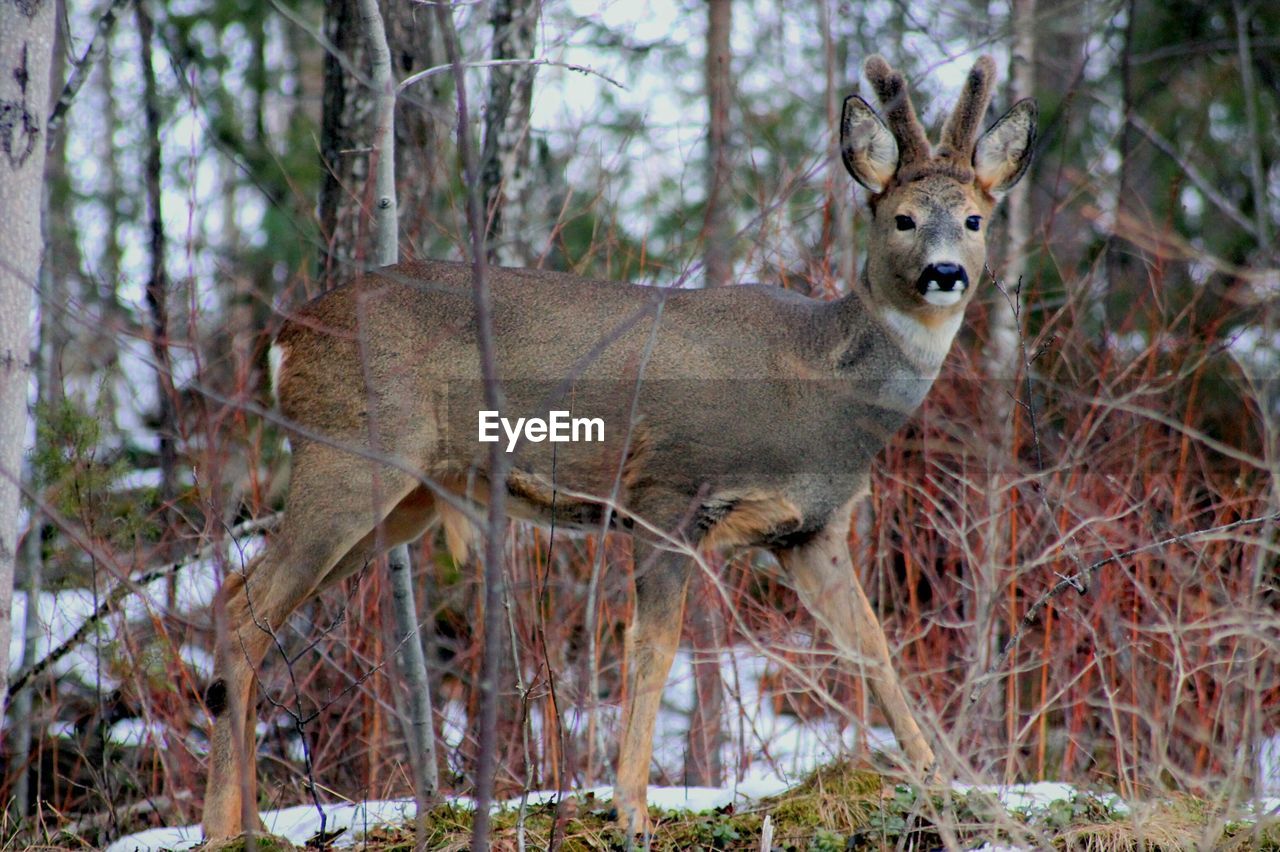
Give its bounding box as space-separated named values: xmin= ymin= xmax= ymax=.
xmin=201 ymin=57 xmax=1037 ymax=844
xmin=699 ymin=492 xmax=805 ymax=551
xmin=863 ymin=55 xmax=930 ymax=167
xmin=938 ymin=55 xmax=996 ymax=160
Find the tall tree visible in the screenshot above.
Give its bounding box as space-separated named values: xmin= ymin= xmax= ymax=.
xmin=137 ymin=0 xmax=180 ymax=592
xmin=972 ymin=0 xmax=1037 ymax=773
xmin=320 ymin=0 xmax=441 ymax=282
xmin=480 ymin=0 xmax=540 ymax=266
xmin=686 ymin=0 xmax=733 ymax=788
xmin=355 ymin=0 xmax=441 ymax=832
xmin=311 ymin=0 xmax=442 ymax=819
xmin=0 ymin=0 xmax=56 ymax=714
xmin=700 ymin=0 xmax=733 ymax=289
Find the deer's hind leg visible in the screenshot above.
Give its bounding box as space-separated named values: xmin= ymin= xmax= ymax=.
xmin=202 ymin=445 xmax=419 ymax=842
xmin=322 ymin=484 xmax=440 ymax=588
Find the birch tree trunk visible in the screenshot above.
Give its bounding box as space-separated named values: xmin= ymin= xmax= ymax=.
xmin=987 ymin=0 xmax=1034 ymax=383
xmin=0 ymin=0 xmax=56 ymax=715
xmin=320 ymin=0 xmax=439 ymax=283
xmin=971 ymin=0 xmax=1035 ymax=769
xmin=317 ymin=0 xmax=441 ymax=830
xmin=356 ymin=0 xmax=441 ymax=829
xmin=480 ymin=0 xmax=540 ymax=266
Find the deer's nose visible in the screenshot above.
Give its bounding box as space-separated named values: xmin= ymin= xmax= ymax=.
xmin=916 ymin=262 xmax=969 ymax=305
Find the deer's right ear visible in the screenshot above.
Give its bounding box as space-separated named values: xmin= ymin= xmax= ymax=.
xmin=841 ymin=95 xmax=898 ymax=193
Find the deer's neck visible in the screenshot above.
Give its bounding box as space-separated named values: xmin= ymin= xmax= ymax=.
xmin=873 ymin=302 xmax=964 ymax=373
xmin=833 ymin=277 xmax=963 ymax=375
xmin=826 ymin=284 xmax=964 ymax=429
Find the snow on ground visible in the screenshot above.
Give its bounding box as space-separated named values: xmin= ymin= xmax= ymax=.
xmin=106 ymin=800 xmax=417 ymax=852
xmin=952 ymin=780 xmax=1111 ymax=815
xmin=106 ymin=786 xmax=804 ymax=852
xmin=6 ymin=536 xmax=256 ymax=698
xmin=102 ymin=636 xmax=1084 ymax=852
xmin=106 ymin=779 xmax=1137 ymax=852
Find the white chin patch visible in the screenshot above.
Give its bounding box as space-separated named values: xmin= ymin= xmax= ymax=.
xmin=922 ymin=286 xmax=964 ymax=307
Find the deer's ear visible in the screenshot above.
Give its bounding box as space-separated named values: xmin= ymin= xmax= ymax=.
xmin=841 ymin=95 xmax=898 ymax=193
xmin=974 ymin=98 xmax=1037 ymax=198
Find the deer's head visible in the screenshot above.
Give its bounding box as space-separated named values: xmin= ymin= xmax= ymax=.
xmin=841 ymin=55 xmax=1036 ymax=321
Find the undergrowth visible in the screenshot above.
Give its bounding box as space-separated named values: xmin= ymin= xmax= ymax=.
xmin=277 ymin=760 xmax=1278 ymax=851
xmin=13 ymin=758 xmax=1277 ymax=850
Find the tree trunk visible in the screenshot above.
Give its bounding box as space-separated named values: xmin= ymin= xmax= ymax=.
xmin=320 ymin=0 xmax=442 ymax=828
xmin=0 ymin=0 xmax=57 ymax=716
xmin=320 ymin=0 xmax=439 ymax=283
xmin=686 ymin=0 xmax=733 ymax=789
xmin=480 ymin=0 xmax=540 ymax=266
xmin=987 ymin=0 xmax=1034 ymax=383
xmin=820 ymin=0 xmax=853 ymax=291
xmin=319 ymin=0 xmax=375 ymax=284
xmin=1103 ymin=0 xmax=1136 ymax=316
xmin=137 ymin=1 xmax=180 ymax=597
xmin=971 ymin=0 xmax=1035 ymax=774
xmin=700 ymin=0 xmax=733 ymax=288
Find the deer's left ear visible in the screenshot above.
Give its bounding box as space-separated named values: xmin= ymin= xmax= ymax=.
xmin=841 ymin=95 xmax=899 ymax=193
xmin=974 ymin=98 xmax=1037 ymax=198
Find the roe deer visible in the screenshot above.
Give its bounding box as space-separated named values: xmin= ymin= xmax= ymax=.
xmin=202 ymin=54 xmax=1036 ymax=841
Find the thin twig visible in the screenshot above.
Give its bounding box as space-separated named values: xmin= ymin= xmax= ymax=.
xmin=6 ymin=513 xmax=279 ymax=698
xmin=970 ymin=510 xmax=1280 ymax=703
xmin=992 ymin=273 xmax=1088 ymax=590
xmin=398 ymin=57 xmax=624 ymax=95
xmin=46 ymin=0 xmax=134 ymax=150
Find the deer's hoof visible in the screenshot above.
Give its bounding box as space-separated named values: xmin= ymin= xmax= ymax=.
xmin=200 ymin=830 xmax=297 ymax=851
xmin=612 ymin=798 xmax=653 ymax=838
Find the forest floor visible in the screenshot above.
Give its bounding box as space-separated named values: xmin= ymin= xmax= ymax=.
xmin=69 ymin=757 xmax=1280 ymax=851
xmin=329 ymin=764 xmax=1280 ymax=852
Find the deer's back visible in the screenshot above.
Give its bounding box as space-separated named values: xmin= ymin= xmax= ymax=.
xmin=273 ymin=260 xmax=908 ymax=544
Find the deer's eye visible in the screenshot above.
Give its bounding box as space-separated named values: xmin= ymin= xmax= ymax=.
xmin=895 ymin=215 xmax=916 ymax=231
xmin=965 ymin=215 xmax=982 ymax=231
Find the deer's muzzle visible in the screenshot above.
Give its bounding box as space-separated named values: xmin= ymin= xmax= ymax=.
xmin=917 ymin=262 xmax=969 ymax=306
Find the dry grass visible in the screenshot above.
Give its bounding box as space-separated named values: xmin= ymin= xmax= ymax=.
xmin=6 ymin=755 xmax=1279 ymax=850
xmin=61 ymin=761 xmax=1258 ymax=852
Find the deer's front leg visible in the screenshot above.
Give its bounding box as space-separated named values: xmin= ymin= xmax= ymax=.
xmin=614 ymin=540 xmax=691 ymax=837
xmin=776 ymin=519 xmax=936 ymax=775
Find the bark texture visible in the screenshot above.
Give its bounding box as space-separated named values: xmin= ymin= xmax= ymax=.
xmin=480 ymin=0 xmax=540 ymax=266
xmin=320 ymin=0 xmax=438 ymax=283
xmin=686 ymin=0 xmax=734 ymax=787
xmin=701 ymin=0 xmax=733 ymax=288
xmin=0 ymin=0 xmax=56 ymax=713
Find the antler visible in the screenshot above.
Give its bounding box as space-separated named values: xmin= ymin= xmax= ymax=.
xmin=938 ymin=55 xmax=996 ymax=161
xmin=863 ymin=55 xmax=930 ymax=168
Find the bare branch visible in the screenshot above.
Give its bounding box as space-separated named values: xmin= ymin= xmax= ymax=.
xmin=398 ymin=57 xmax=625 ymax=96
xmin=1122 ymin=108 xmax=1261 ymax=241
xmin=432 ymin=4 xmax=510 ymax=848
xmin=46 ymin=0 xmax=134 ymax=150
xmin=6 ymin=513 xmax=279 ymax=699
xmin=971 ymin=510 xmax=1280 ymax=703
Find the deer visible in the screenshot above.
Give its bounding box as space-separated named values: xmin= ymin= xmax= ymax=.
xmin=200 ymin=54 xmax=1036 ymax=842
